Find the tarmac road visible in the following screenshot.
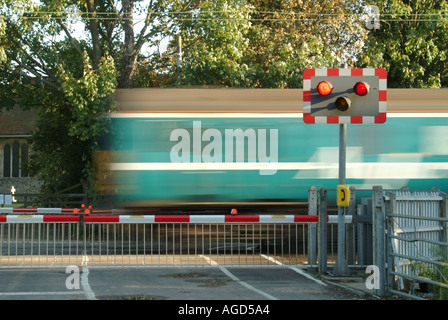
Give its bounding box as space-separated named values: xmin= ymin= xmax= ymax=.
xmin=0 ymin=266 xmax=364 ymax=301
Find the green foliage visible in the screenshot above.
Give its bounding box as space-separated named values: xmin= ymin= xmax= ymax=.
xmin=411 ymin=247 xmax=448 ymax=299
xmin=0 ymin=15 xmax=5 ymax=64
xmin=359 ymin=0 xmax=448 ymax=88
xmin=170 ymin=0 xmax=367 ymax=88
xmin=28 ymin=102 xmax=85 ymax=193
xmin=180 ymin=0 xmax=252 ymax=87
xmin=242 ymin=0 xmax=366 ymax=88
xmin=28 ymin=53 xmax=116 ymax=194
xmin=1 ymin=1 xmax=117 ymax=196
xmin=59 ymin=52 xmax=117 ymax=144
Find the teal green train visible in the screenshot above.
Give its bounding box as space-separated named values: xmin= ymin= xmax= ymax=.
xmin=96 ymin=89 xmax=448 ymax=209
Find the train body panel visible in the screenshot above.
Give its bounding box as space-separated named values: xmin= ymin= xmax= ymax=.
xmin=101 ymin=112 xmax=448 ymax=207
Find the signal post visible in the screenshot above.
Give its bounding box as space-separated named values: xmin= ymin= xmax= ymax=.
xmin=303 ymin=68 xmax=387 ymax=276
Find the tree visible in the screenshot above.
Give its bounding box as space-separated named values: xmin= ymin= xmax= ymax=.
xmin=173 ymin=0 xmax=368 ymax=88
xmin=103 ymin=0 xmax=200 ymax=88
xmin=243 ymin=0 xmax=367 ymax=88
xmin=179 ymin=0 xmax=252 ymax=87
xmin=0 ymin=0 xmax=118 ymax=195
xmin=0 ymin=0 xmax=201 ymax=196
xmin=359 ymin=0 xmax=448 ymax=88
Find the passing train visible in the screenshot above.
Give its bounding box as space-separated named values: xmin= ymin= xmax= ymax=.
xmin=94 ymin=88 xmax=448 ymax=210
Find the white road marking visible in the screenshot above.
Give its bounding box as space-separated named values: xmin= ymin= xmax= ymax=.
xmin=260 ymin=254 xmax=327 ymax=286
xmin=81 ymin=266 xmax=96 ymax=300
xmin=199 ymin=255 xmax=278 ymax=300
xmin=0 ymin=291 xmax=81 ymax=296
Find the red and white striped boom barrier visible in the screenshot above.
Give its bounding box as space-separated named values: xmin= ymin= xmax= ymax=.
xmin=0 ymin=215 xmax=80 ymax=223
xmin=0 ymin=212 xmax=351 ymax=224
xmin=0 ymin=208 xmax=77 ymax=214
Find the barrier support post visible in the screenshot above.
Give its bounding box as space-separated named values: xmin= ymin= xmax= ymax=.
xmin=441 ymin=192 xmax=448 ymax=259
xmin=346 ymin=186 xmax=356 ymax=265
xmin=318 ymin=187 xmax=327 ymax=275
xmin=372 ymin=186 xmax=386 ymax=297
xmin=308 ymin=186 xmax=318 ymax=268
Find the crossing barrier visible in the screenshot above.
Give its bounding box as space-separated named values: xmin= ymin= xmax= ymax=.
xmin=0 ymin=210 xmax=352 ymax=224
xmin=0 ymin=209 xmax=349 ymax=268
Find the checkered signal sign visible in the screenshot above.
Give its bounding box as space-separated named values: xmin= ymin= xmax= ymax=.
xmin=303 ymin=68 xmax=387 ymax=124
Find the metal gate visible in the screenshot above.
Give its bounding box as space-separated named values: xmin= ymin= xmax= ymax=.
xmin=383 ymin=188 xmax=448 ymax=299
xmin=0 ymin=212 xmax=325 ymax=268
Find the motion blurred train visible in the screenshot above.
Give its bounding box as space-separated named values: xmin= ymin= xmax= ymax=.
xmin=94 ymin=87 xmax=448 ymax=210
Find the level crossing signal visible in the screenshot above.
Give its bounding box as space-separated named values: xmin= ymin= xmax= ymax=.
xmin=303 ymin=68 xmax=387 ymax=124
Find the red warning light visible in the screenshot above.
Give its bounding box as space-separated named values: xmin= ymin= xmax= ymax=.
xmin=316 ymin=81 xmax=333 ymax=96
xmin=354 ymin=81 xmax=370 ymax=96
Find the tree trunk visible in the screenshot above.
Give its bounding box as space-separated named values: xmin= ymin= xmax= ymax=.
xmin=118 ymin=0 xmax=137 ymax=88
xmin=86 ymin=0 xmax=101 ymax=71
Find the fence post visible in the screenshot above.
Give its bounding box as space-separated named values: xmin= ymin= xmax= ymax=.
xmin=308 ymin=186 xmax=318 ymax=268
xmin=441 ymin=192 xmax=448 ymax=259
xmin=318 ymin=187 xmax=327 ymax=275
xmin=347 ymin=186 xmax=356 ymax=265
xmin=372 ymin=186 xmax=386 ymax=297
xmin=356 ymin=204 xmax=365 ymax=265
xmin=385 ymin=191 xmax=400 ymax=293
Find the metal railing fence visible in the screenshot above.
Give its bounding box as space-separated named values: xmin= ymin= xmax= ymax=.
xmin=0 ymin=214 xmax=342 ymax=268
xmin=82 ymin=222 xmax=311 ymax=267
xmin=383 ymin=189 xmax=448 ymax=300
xmin=0 ymin=221 xmax=81 ymax=266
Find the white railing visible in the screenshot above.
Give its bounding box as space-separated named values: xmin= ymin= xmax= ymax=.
xmin=0 ymin=213 xmax=336 ymax=268
xmin=384 ymin=189 xmax=448 ymax=299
